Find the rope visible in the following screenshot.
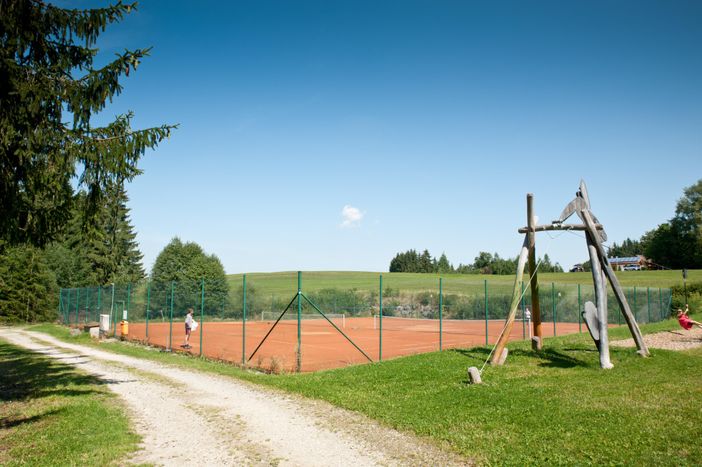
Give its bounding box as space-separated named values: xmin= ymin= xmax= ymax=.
xmin=478 ymin=250 xmax=549 ymax=375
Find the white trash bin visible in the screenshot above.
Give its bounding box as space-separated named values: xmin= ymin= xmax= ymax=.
xmin=99 ymin=314 xmax=110 ymax=337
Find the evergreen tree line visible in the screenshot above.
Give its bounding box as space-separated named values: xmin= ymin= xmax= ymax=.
xmin=389 ymin=249 xmax=563 ymax=275
xmin=1 ymin=1 xmax=175 ymax=322
xmin=0 ymin=185 xmax=146 ymax=322
xmin=586 ymin=179 xmax=702 ymax=270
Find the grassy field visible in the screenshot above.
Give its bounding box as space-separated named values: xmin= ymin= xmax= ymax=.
xmin=24 ymin=315 xmax=702 ymax=465
xmin=227 ymin=269 xmax=701 ymax=296
xmin=0 ymin=339 xmax=140 ymax=466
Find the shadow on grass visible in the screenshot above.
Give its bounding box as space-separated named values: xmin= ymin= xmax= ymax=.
xmin=0 ymin=341 xmax=109 ymax=402
xmin=449 ymin=345 xmax=594 ymax=369
xmin=0 ymin=408 xmax=63 ymax=429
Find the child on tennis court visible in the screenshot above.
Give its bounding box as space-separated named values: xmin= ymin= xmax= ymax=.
xmin=677 ymin=305 xmax=702 ymax=330
xmin=182 ymin=308 xmax=196 ymax=348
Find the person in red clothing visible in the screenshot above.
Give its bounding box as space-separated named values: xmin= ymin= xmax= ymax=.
xmin=677 ymin=305 xmax=702 ymax=330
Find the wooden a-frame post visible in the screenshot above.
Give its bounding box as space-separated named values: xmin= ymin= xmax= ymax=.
xmin=491 ymin=181 xmax=649 ymax=369
xmin=526 ymin=193 xmax=543 ymax=349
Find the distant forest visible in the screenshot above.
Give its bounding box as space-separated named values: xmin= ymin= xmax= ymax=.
xmin=388 ymin=249 xmax=563 ymax=275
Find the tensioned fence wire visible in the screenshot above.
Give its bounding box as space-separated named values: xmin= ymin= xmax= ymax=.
xmin=59 ymin=275 xmax=673 ymax=372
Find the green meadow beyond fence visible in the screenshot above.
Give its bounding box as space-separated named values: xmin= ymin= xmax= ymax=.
xmin=58 ymin=273 xmax=674 ymax=372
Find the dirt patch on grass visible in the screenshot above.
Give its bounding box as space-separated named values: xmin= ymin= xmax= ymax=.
xmin=611 ymin=327 xmax=702 ymax=351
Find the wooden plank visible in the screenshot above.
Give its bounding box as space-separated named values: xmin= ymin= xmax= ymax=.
xmin=490 ymin=236 xmax=529 ymax=365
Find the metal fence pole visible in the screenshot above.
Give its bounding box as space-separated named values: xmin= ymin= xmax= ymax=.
xmin=552 ymin=283 xmax=556 ymax=336
xmin=578 ymin=284 xmax=582 ymax=333
xmin=58 ymin=289 xmax=63 ymax=324
xmin=168 ymin=281 xmax=175 ymax=351
xmin=65 ymin=289 xmax=71 ymax=325
xmin=200 ymin=278 xmax=205 ymax=357
xmin=110 ymin=283 xmax=115 ymax=334
xmin=145 ymin=282 xmax=151 ymax=339
xmin=484 ymin=280 xmax=489 ymax=346
xmin=126 ymin=283 xmax=131 ymax=323
xmin=96 ymin=286 xmax=101 ymax=324
xmin=439 ymin=278 xmax=443 ymax=351
xmin=658 ymin=288 xmax=663 ymax=321
xmin=296 ymin=271 xmax=302 ymax=373
xmin=242 ymin=274 xmax=247 ymax=366
xmin=379 ymin=274 xmax=383 ymax=361
xmin=75 ymin=288 xmax=80 ymax=326
xmin=85 ymin=288 xmax=90 ymax=324
xmin=521 ymin=282 xmax=526 ymax=339
xmin=634 ymin=286 xmax=638 ymax=321
xmin=647 ymin=287 xmax=651 ymax=323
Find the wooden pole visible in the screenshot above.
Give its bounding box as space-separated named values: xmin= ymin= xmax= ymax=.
xmin=527 ymin=194 xmax=542 ymax=347
xmin=490 ymin=236 xmax=529 ymax=365
xmin=586 ymin=233 xmax=613 ymax=369
xmin=581 ymin=209 xmax=649 ymax=356
xmin=517 ymin=223 xmax=603 ymax=233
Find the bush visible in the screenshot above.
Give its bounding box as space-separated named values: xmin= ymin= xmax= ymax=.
xmin=671 ymin=282 xmax=702 ymax=314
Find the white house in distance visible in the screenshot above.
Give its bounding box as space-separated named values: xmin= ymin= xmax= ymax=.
xmin=608 ymin=255 xmax=647 ymax=271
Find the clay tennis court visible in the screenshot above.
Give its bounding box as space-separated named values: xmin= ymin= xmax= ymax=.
xmin=121 ymin=316 xmax=585 ymax=372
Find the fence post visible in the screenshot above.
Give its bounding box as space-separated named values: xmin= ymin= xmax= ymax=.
xmin=633 ymin=287 xmax=638 ymax=321
xmin=145 ymin=282 xmax=151 ymax=339
xmin=439 ymin=278 xmax=443 ymax=351
xmin=168 ymin=281 xmax=175 ymax=351
xmin=484 ymin=280 xmax=489 ymax=346
xmin=110 ymin=283 xmax=115 ymax=334
xmin=75 ymin=288 xmax=80 ymax=326
xmin=126 ymin=283 xmax=131 ymax=323
xmin=96 ymin=286 xmax=101 ymax=323
xmin=64 ymin=289 xmax=69 ymax=324
xmin=85 ymin=288 xmax=90 ymax=324
xmin=647 ymin=287 xmax=651 ymax=323
xmin=296 ymin=271 xmax=302 ymax=373
xmin=578 ymin=284 xmax=582 ymax=333
xmin=242 ymin=274 xmax=247 ymax=366
xmin=200 ymin=278 xmax=205 ymax=357
xmin=552 ymin=283 xmax=556 ymax=336
xmin=58 ymin=289 xmax=63 ymax=324
xmin=379 ymin=274 xmax=383 ymax=361
xmin=658 ymin=288 xmax=663 ymax=321
xmin=521 ymin=282 xmax=526 ymax=339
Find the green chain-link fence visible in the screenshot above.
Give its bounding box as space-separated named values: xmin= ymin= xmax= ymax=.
xmin=59 ymin=274 xmax=673 ymax=372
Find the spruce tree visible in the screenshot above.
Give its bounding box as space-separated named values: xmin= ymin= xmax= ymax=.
xmin=59 ymin=183 xmax=145 ymax=286
xmin=0 ymin=0 xmax=176 ymax=248
xmin=150 ymin=238 xmax=229 ymax=317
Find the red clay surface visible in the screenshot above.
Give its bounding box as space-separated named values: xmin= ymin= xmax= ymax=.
xmin=121 ymin=317 xmax=588 ymax=373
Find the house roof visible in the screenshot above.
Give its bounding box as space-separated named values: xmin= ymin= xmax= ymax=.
xmin=608 ymin=256 xmax=641 ymax=264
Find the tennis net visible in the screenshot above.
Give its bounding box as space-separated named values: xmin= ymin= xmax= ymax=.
xmin=260 ymin=311 xmax=346 ymax=328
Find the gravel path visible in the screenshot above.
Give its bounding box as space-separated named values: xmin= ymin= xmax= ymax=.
xmin=611 ymin=327 xmax=702 ymax=351
xmin=1 ymin=328 xmax=469 ymax=467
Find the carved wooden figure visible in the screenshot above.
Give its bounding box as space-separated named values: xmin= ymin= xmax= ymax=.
xmin=491 ymin=180 xmax=649 ymax=369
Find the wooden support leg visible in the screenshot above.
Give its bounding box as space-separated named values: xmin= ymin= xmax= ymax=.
xmin=587 ymin=234 xmax=613 ymax=369
xmin=581 ymin=209 xmax=650 ymax=357
xmin=490 ymin=236 xmax=529 ymax=365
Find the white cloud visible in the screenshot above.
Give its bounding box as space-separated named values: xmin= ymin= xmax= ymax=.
xmin=340 ymin=205 xmax=364 ymax=228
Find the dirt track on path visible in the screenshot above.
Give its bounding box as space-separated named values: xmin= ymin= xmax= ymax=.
xmin=1 ymin=328 xmax=469 ymax=466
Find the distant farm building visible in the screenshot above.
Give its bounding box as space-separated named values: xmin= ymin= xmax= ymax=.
xmin=608 ymin=256 xmax=647 ymax=271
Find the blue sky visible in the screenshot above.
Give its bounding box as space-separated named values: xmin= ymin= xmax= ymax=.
xmin=78 ymin=0 xmax=701 ymax=274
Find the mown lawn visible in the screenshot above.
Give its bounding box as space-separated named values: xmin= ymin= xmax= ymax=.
xmin=0 ymin=339 xmax=140 ymax=466
xmin=227 ymin=269 xmax=700 ymax=296
xmin=27 ymin=315 xmax=702 ymax=465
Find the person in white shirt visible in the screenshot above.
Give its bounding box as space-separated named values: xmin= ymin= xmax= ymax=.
xmin=183 ymin=308 xmax=195 ymax=348
xmin=524 ymin=307 xmax=532 ymax=338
